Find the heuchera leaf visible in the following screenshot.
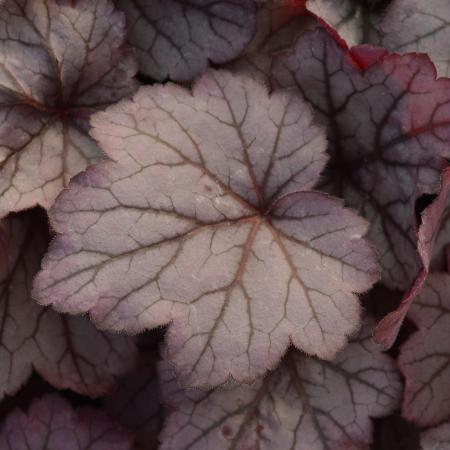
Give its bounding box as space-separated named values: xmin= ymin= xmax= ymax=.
xmin=0 ymin=0 xmax=137 ymax=218
xmin=34 ymin=69 xmax=379 ymax=387
xmin=306 ymin=0 xmax=382 ymax=46
xmin=378 ymin=0 xmax=450 ymax=77
xmin=159 ymin=319 xmax=401 ymax=450
xmin=398 ymin=273 xmax=450 ymax=426
xmin=115 ymin=0 xmax=257 ymax=82
xmin=0 ymin=394 xmax=134 ymax=450
xmin=421 ymin=422 xmax=450 ymax=450
xmin=227 ymin=0 xmax=313 ymax=83
xmin=0 ymin=210 xmax=137 ymax=399
xmin=374 ymin=168 xmax=450 ymax=348
xmin=105 ymin=346 xmax=162 ymax=449
xmin=272 ymin=27 xmax=450 ymax=291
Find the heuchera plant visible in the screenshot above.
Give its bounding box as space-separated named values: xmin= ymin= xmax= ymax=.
xmin=2 ymin=0 xmax=450 ymax=449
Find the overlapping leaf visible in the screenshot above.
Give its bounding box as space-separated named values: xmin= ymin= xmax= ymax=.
xmin=378 ymin=0 xmax=450 ymax=77
xmin=34 ymin=69 xmax=379 ymax=387
xmin=398 ymin=273 xmax=450 ymax=426
xmin=421 ymin=423 xmax=450 ymax=450
xmin=374 ymin=168 xmax=450 ymax=347
xmin=105 ymin=345 xmax=162 ymax=449
xmin=0 ymin=394 xmax=134 ymax=449
xmin=0 ymin=210 xmax=137 ymax=399
xmin=0 ymin=0 xmax=137 ymax=218
xmin=115 ymin=0 xmax=256 ymax=82
xmin=227 ymin=0 xmax=313 ymax=82
xmin=272 ymin=27 xmax=450 ymax=291
xmin=160 ymin=319 xmax=401 ymax=450
xmin=306 ymin=0 xmax=385 ymax=46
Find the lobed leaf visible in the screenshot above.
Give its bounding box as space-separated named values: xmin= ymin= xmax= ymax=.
xmin=378 ymin=0 xmax=450 ymax=77
xmin=34 ymin=70 xmax=379 ymax=387
xmin=0 ymin=0 xmax=138 ymax=217
xmin=272 ymin=28 xmax=450 ymax=291
xmin=0 ymin=394 xmax=134 ymax=450
xmin=398 ymin=273 xmax=450 ymax=426
xmin=0 ymin=210 xmax=137 ymax=399
xmin=160 ymin=319 xmax=401 ymax=450
xmin=115 ymin=0 xmax=256 ymax=82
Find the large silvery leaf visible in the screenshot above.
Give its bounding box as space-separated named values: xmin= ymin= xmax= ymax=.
xmin=378 ymin=0 xmax=450 ymax=77
xmin=421 ymin=423 xmax=450 ymax=450
xmin=272 ymin=28 xmax=449 ymax=291
xmin=0 ymin=0 xmax=137 ymax=218
xmin=0 ymin=394 xmax=134 ymax=450
xmin=374 ymin=168 xmax=450 ymax=348
xmin=160 ymin=319 xmax=401 ymax=450
xmin=34 ymin=70 xmax=379 ymax=387
xmin=306 ymin=0 xmax=386 ymax=46
xmin=398 ymin=273 xmax=450 ymax=426
xmin=0 ymin=210 xmax=137 ymax=399
xmin=227 ymin=0 xmax=314 ymax=83
xmin=115 ymin=0 xmax=256 ymax=82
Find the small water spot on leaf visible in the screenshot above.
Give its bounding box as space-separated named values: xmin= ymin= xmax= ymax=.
xmin=221 ymin=425 xmax=233 ymax=439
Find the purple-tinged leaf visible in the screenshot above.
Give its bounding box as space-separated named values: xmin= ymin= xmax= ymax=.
xmin=0 ymin=210 xmax=137 ymax=399
xmin=421 ymin=423 xmax=450 ymax=450
xmin=398 ymin=273 xmax=450 ymax=426
xmin=272 ymin=28 xmax=450 ymax=291
xmin=0 ymin=394 xmax=134 ymax=450
xmin=115 ymin=0 xmax=256 ymax=82
xmin=34 ymin=70 xmax=379 ymax=387
xmin=374 ymin=168 xmax=450 ymax=348
xmin=378 ymin=0 xmax=450 ymax=77
xmin=160 ymin=319 xmax=401 ymax=450
xmin=105 ymin=348 xmax=162 ymax=449
xmin=0 ymin=0 xmax=138 ymax=218
xmin=227 ymin=0 xmax=314 ymax=83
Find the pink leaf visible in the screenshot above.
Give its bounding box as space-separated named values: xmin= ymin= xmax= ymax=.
xmin=421 ymin=422 xmax=450 ymax=450
xmin=115 ymin=0 xmax=256 ymax=82
xmin=34 ymin=70 xmax=379 ymax=387
xmin=399 ymin=273 xmax=450 ymax=426
xmin=0 ymin=210 xmax=137 ymax=399
xmin=374 ymin=168 xmax=450 ymax=348
xmin=0 ymin=0 xmax=138 ymax=217
xmin=160 ymin=319 xmax=401 ymax=450
xmin=378 ymin=0 xmax=450 ymax=77
xmin=272 ymin=27 xmax=450 ymax=291
xmin=0 ymin=394 xmax=134 ymax=450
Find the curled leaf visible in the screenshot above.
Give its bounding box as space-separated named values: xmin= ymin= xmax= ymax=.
xmin=160 ymin=319 xmax=401 ymax=450
xmin=0 ymin=0 xmax=137 ymax=217
xmin=0 ymin=394 xmax=134 ymax=450
xmin=399 ymin=273 xmax=450 ymax=426
xmin=116 ymin=0 xmax=256 ymax=81
xmin=374 ymin=168 xmax=450 ymax=348
xmin=34 ymin=70 xmax=378 ymax=387
xmin=272 ymin=28 xmax=449 ymax=291
xmin=0 ymin=210 xmax=137 ymax=399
